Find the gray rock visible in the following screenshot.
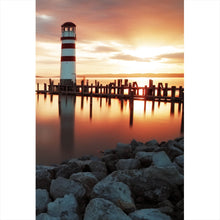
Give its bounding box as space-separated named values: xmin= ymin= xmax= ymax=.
xmin=157 ymin=200 xmax=174 ymax=215
xmin=91 ymin=171 xmax=107 ymax=181
xmin=173 ymin=161 xmax=183 ymax=175
xmin=131 ymin=176 xmax=172 ymax=203
xmin=92 ymin=181 xmax=136 ymax=213
xmin=152 ymin=151 xmax=173 ymax=168
xmin=129 ymin=208 xmax=171 ymax=220
xmin=116 ymin=143 xmax=132 ymax=158
xmin=174 ymin=139 xmax=184 ymax=151
xmin=36 ymin=213 xmax=60 ymax=220
xmin=36 ymin=169 xmax=52 ymax=190
xmin=84 ymin=198 xmax=132 ymax=220
xmin=145 ymin=139 xmax=159 ymax=146
xmin=87 ymin=161 xmax=107 ymax=173
xmin=174 ymin=155 xmax=184 ymax=168
xmin=50 ymin=177 xmax=86 ymax=200
xmin=47 ymin=194 xmax=79 ymax=220
xmin=105 ymin=159 xmax=118 ymax=173
xmin=135 ymin=152 xmax=153 ymax=167
xmin=116 ymin=159 xmax=141 ymax=170
xmin=70 ymin=172 xmax=98 ymax=196
xmin=143 ymin=166 xmax=183 ymax=186
xmin=55 ymin=162 xmax=81 ymax=178
xmin=134 ymin=145 xmax=157 ymax=153
xmin=36 ymin=189 xmax=51 ymax=215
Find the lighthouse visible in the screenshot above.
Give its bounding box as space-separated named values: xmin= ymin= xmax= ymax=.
xmin=60 ymin=22 xmax=76 ymax=86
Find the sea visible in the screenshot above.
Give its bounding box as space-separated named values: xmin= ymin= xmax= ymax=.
xmin=36 ymin=76 xmax=184 ymax=165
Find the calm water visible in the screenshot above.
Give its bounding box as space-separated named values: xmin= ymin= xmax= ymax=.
xmin=36 ymin=77 xmax=184 ymax=165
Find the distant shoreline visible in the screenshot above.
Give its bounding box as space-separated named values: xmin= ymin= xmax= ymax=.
xmin=36 ymin=73 xmax=184 ymax=79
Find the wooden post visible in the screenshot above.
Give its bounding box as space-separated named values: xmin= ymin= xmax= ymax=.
xmin=124 ymin=79 xmax=128 ymax=86
xmin=171 ymin=86 xmax=176 ymax=100
xmin=149 ymin=79 xmax=153 ymax=87
xmin=44 ymin=83 xmax=47 ymax=92
xmin=100 ymin=84 xmax=103 ymax=95
xmin=121 ymin=85 xmax=124 ymax=96
xmin=144 ymin=85 xmax=148 ymax=98
xmin=152 ymin=85 xmax=156 ymax=99
xmin=128 ymin=83 xmax=132 ymax=96
xmin=179 ymin=86 xmax=183 ymax=98
xmin=81 ymin=80 xmax=84 ymax=95
xmin=91 ymin=83 xmax=93 ymax=94
xmin=37 ymin=83 xmax=39 ymax=91
xmin=164 ymin=83 xmax=168 ymax=97
xmin=158 ymin=83 xmax=161 ymax=97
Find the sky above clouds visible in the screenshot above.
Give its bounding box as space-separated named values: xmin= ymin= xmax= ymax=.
xmin=36 ymin=0 xmax=184 ymax=76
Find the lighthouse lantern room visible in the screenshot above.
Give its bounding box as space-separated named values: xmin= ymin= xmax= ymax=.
xmin=60 ymin=22 xmax=76 ymax=86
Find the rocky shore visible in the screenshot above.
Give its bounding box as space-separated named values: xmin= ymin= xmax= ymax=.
xmin=36 ymin=137 xmax=184 ymax=220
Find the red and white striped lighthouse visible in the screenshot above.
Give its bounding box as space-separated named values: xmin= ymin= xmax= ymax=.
xmin=60 ymin=22 xmax=76 ymax=86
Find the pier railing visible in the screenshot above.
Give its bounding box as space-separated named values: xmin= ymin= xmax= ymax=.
xmin=36 ymin=79 xmax=184 ymax=103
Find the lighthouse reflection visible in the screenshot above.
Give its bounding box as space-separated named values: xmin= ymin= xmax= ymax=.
xmin=58 ymin=95 xmax=75 ymax=158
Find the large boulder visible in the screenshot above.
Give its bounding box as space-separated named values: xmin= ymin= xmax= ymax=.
xmin=157 ymin=200 xmax=174 ymax=215
xmin=134 ymin=145 xmax=157 ymax=153
xmin=91 ymin=181 xmax=136 ymax=213
xmin=50 ymin=177 xmax=86 ymax=200
xmin=116 ymin=159 xmax=141 ymax=170
xmin=55 ymin=162 xmax=81 ymax=178
xmin=116 ymin=143 xmax=132 ymax=158
xmin=152 ymin=151 xmax=173 ymax=168
xmin=84 ymin=198 xmax=132 ymax=220
xmin=47 ymin=194 xmax=79 ymax=220
xmin=70 ymin=172 xmax=98 ymax=197
xmin=135 ymin=152 xmax=153 ymax=167
xmin=145 ymin=139 xmax=159 ymax=146
xmin=36 ymin=189 xmax=51 ymax=215
xmin=131 ymin=176 xmax=172 ymax=203
xmin=174 ymin=155 xmax=184 ymax=168
xmin=36 ymin=213 xmax=60 ymax=220
xmin=36 ymin=169 xmax=53 ymax=190
xmin=129 ymin=208 xmax=171 ymax=220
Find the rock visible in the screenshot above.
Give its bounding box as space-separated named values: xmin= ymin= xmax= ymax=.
xmin=36 ymin=213 xmax=60 ymax=220
xmin=102 ymin=153 xmax=118 ymax=163
xmin=129 ymin=208 xmax=171 ymax=220
xmin=130 ymin=139 xmax=139 ymax=150
xmin=103 ymin=149 xmax=116 ymax=155
xmin=135 ymin=152 xmax=153 ymax=167
xmin=91 ymin=171 xmax=107 ymax=181
xmin=47 ymin=194 xmax=79 ymax=220
xmin=50 ymin=177 xmax=86 ymax=200
xmin=36 ymin=189 xmax=51 ymax=215
xmin=174 ymin=139 xmax=184 ymax=151
xmin=145 ymin=139 xmax=159 ymax=146
xmin=36 ymin=169 xmax=52 ymax=190
xmin=78 ymin=155 xmax=101 ymax=162
xmin=134 ymin=145 xmax=157 ymax=153
xmin=116 ymin=159 xmax=141 ymax=170
xmin=143 ymin=166 xmax=183 ymax=186
xmin=84 ymin=198 xmax=132 ymax=220
xmin=173 ymin=161 xmax=183 ymax=175
xmin=55 ymin=162 xmax=81 ymax=179
xmin=131 ymin=176 xmax=172 ymax=203
xmin=70 ymin=172 xmax=98 ymax=197
xmin=157 ymin=200 xmax=174 ymax=215
xmin=116 ymin=143 xmax=132 ymax=158
xmin=174 ymin=155 xmax=184 ymax=168
xmin=83 ymin=160 xmax=107 ymax=174
xmin=152 ymin=151 xmax=173 ymax=168
xmin=92 ymin=181 xmax=136 ymax=213
xmin=105 ymin=159 xmax=118 ymax=173
xmin=176 ymin=199 xmax=184 ymax=210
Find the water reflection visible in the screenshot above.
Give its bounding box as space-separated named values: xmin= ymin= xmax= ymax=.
xmin=59 ymin=95 xmax=75 ymax=158
xmin=36 ymin=94 xmax=184 ymax=165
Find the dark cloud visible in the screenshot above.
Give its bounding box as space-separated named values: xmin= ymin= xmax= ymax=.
xmin=111 ymin=53 xmax=151 ymax=62
xmin=110 ymin=52 xmax=184 ymax=63
xmin=93 ymin=46 xmax=120 ymax=53
xmin=154 ymin=52 xmax=184 ymax=63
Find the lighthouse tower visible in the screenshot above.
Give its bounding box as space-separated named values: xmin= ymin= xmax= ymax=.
xmin=60 ymin=22 xmax=76 ymax=86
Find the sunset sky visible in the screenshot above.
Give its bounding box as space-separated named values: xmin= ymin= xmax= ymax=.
xmin=36 ymin=0 xmax=184 ymax=77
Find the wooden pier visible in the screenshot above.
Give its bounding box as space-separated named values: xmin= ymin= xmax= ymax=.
xmin=36 ymin=79 xmax=184 ymax=103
